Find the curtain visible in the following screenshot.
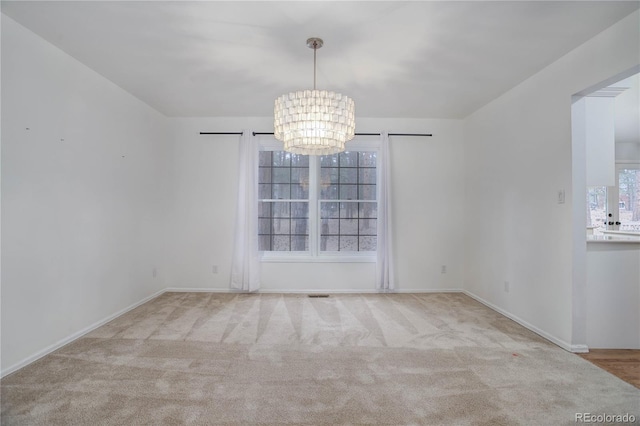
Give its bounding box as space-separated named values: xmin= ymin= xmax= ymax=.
xmin=376 ymin=132 xmax=395 ymax=290
xmin=230 ymin=131 xmax=260 ymax=291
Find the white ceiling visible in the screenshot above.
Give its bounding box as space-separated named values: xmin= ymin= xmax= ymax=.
xmin=2 ymin=1 xmax=638 ymax=119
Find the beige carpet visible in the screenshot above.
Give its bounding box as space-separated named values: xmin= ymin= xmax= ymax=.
xmin=2 ymin=292 xmax=638 ymax=425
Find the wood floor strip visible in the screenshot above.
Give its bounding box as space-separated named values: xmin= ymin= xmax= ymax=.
xmin=579 ymin=349 xmax=640 ymax=388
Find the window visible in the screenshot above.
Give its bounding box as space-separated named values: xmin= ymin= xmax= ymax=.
xmin=319 ymin=152 xmax=377 ymax=252
xmin=587 ymin=165 xmax=640 ymax=234
xmin=258 ymin=151 xmax=310 ymax=251
xmin=587 ymin=186 xmax=608 ymax=234
xmin=617 ymin=167 xmax=640 ymax=231
xmin=258 ymin=140 xmax=379 ymax=260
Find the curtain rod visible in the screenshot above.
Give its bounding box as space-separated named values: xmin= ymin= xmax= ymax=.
xmin=199 ymin=132 xmax=433 ymax=137
xmin=199 ymin=132 xmax=244 ymax=135
xmin=253 ymin=132 xmax=432 ymax=137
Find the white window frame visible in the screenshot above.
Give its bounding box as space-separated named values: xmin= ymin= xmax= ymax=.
xmin=258 ymin=137 xmax=380 ymax=263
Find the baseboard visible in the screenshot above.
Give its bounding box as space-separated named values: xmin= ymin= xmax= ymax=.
xmin=462 ymin=290 xmax=587 ymax=353
xmin=259 ymin=288 xmax=463 ymax=294
xmin=260 ymin=288 xmax=381 ymax=294
xmin=395 ymin=288 xmax=463 ymax=294
xmin=570 ymin=344 xmax=590 ymax=354
xmin=1 ymin=289 xmax=166 ymax=378
xmin=165 ymin=287 xmax=236 ymax=293
xmin=166 ymin=287 xmax=464 ymax=294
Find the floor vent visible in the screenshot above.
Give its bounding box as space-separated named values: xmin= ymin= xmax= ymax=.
xmin=308 ymin=294 xmax=330 ymax=298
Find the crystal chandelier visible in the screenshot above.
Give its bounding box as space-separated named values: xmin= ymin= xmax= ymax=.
xmin=274 ymin=38 xmax=355 ymax=155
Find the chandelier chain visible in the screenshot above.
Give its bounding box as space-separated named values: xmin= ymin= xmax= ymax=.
xmin=313 ymin=40 xmax=317 ymax=90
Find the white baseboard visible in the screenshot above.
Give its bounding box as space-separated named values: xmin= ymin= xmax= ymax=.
xmin=165 ymin=287 xmax=234 ymax=293
xmin=1 ymin=289 xmax=166 ymax=378
xmin=570 ymin=344 xmax=590 ymax=354
xmin=463 ymin=290 xmax=588 ymax=353
xmin=166 ymin=287 xmax=464 ymax=294
xmin=260 ymin=288 xmax=380 ymax=294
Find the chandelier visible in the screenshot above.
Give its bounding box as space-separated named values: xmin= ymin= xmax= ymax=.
xmin=274 ymin=38 xmax=355 ymax=155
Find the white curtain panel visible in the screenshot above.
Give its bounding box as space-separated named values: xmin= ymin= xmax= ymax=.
xmin=376 ymin=132 xmax=395 ymax=290
xmin=230 ymin=131 xmax=260 ymax=291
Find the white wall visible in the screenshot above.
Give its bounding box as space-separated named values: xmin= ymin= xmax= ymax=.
xmin=585 ymin=97 xmax=616 ymax=187
xmin=166 ymin=117 xmax=465 ymax=292
xmin=1 ymin=15 xmax=171 ymax=373
xmin=463 ymin=11 xmax=639 ymax=350
xmin=614 ymin=73 xmax=639 ymax=162
xmin=617 ymin=143 xmax=640 ymax=163
xmin=586 ymin=242 xmax=640 ymax=349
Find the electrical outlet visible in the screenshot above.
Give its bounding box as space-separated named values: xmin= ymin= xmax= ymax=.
xmin=504 ymin=281 xmax=510 ymax=293
xmin=212 ymin=265 xmax=218 ymax=274
xmin=441 ymin=265 xmax=447 ymax=274
xmin=152 ymin=267 xmax=157 ymax=278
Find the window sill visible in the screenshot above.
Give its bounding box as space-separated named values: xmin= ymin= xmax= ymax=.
xmin=587 ymin=235 xmax=640 ymax=244
xmin=260 ymin=253 xmax=376 ymax=263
